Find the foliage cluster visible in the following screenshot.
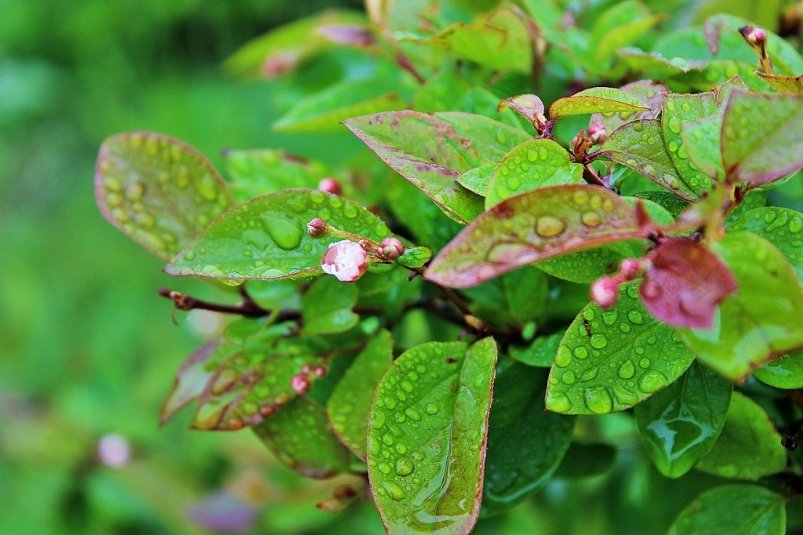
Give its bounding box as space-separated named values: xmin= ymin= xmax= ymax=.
xmin=95 ymin=1 xmax=803 ymax=533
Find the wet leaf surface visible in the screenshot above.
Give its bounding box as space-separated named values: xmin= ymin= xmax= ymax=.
xmin=368 ymin=339 xmax=497 ymax=535
xmin=549 ymin=87 xmax=649 ymax=119
xmin=546 ymin=282 xmax=695 ymax=415
xmin=223 ymin=149 xmax=330 ymax=202
xmin=95 ymin=132 xmax=234 ymax=260
xmin=728 ymin=207 xmax=803 ymax=279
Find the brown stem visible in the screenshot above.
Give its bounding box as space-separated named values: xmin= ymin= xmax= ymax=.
xmin=158 ymin=288 xmax=268 ymax=318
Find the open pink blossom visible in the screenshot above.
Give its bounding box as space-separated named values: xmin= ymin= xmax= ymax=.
xmin=321 ymin=240 xmax=368 ymax=282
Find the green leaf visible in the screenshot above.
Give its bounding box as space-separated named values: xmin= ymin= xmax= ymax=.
xmin=396 ymin=246 xmax=432 ymax=269
xmin=510 ymin=333 xmax=562 ymax=367
xmin=193 ymin=338 xmax=325 ymax=431
xmin=422 ymin=8 xmax=532 ymax=72
xmin=483 ymin=361 xmax=574 ymax=513
xmin=368 ymin=339 xmax=497 ymax=535
xmin=545 ymin=282 xmax=696 ymax=415
xmin=617 ymin=48 xmax=708 ymax=79
xmin=253 ymin=397 xmax=352 ymax=479
xmin=589 ymin=80 xmax=667 ymax=133
xmin=327 ymin=330 xmax=393 ymax=459
xmin=553 ymin=442 xmax=617 ymax=479
xmin=160 ymin=343 xmax=216 ymax=424
xmin=463 ymin=266 xmax=549 ymax=328
xmin=681 ymin=115 xmax=725 ymax=181
xmin=668 ymin=484 xmax=786 ymax=535
xmin=301 ymin=277 xmax=359 ymax=335
xmin=695 ymin=392 xmax=787 ymax=479
xmin=425 ymin=185 xmax=647 ymax=288
xmin=95 ymin=132 xmax=234 ymax=260
xmin=603 ymin=120 xmax=697 ymax=200
xmin=678 ymin=232 xmax=803 ymax=381
xmin=728 ymin=207 xmax=803 ymax=279
xmin=274 ymin=79 xmax=406 ymax=133
xmin=457 ymin=164 xmax=495 ymax=196
xmin=589 ymin=1 xmax=661 ymax=63
xmin=549 ymin=87 xmax=648 ymax=120
xmin=223 ymin=149 xmax=330 ymax=203
xmin=485 ymin=139 xmax=584 ymax=209
xmin=662 ymin=92 xmax=720 ymax=194
xmin=344 ymin=111 xmax=531 ymax=223
xmin=753 ymin=351 xmax=803 ymax=389
xmin=634 ymin=361 xmax=732 ymax=478
xmin=166 ymin=189 xmax=390 ymax=281
xmin=721 ymin=90 xmax=803 ymax=185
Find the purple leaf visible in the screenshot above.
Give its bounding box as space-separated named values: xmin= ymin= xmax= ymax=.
xmin=641 ymin=238 xmax=738 ymax=329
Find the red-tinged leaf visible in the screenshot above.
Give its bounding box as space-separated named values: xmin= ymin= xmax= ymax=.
xmin=95 ymin=132 xmax=234 ymax=260
xmin=344 ymin=111 xmax=531 ymax=223
xmin=315 ymin=24 xmax=374 ymax=47
xmin=425 ymin=185 xmax=648 ymax=288
xmin=549 ymin=87 xmax=649 ymax=120
xmin=160 ymin=343 xmax=216 ymax=425
xmin=590 ymin=80 xmax=667 ymax=133
xmin=721 ymin=90 xmax=803 ymax=185
xmin=602 ymin=120 xmax=698 ymax=201
xmin=641 ymin=239 xmax=739 ymax=329
xmin=193 ymin=341 xmax=326 ymax=431
xmin=498 ymin=94 xmax=545 ymax=129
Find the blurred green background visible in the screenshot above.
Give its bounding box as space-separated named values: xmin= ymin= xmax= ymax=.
xmin=0 ymin=1 xmax=385 ymax=533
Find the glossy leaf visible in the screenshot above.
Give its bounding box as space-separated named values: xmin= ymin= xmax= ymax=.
xmin=721 ymin=90 xmax=803 ymax=185
xmin=549 ymin=87 xmax=648 ymax=120
xmin=668 ymin=484 xmax=786 ymax=535
xmin=387 ymin=177 xmax=464 ymax=251
xmin=753 ymin=351 xmax=803 ymax=389
xmin=457 ymin=164 xmax=495 ymax=197
xmin=253 ymin=398 xmax=351 ymax=479
xmin=484 ymin=361 xmax=574 ymax=513
xmin=95 ymin=132 xmax=233 ymax=260
xmin=223 ymin=149 xmax=329 ymax=203
xmin=696 ymin=392 xmax=787 ymax=479
xmin=678 ymin=232 xmax=803 ymax=380
xmin=510 ymin=334 xmax=563 ymax=368
xmin=603 ymin=120 xmax=697 ymax=200
xmin=327 ymin=330 xmax=393 ymax=459
xmin=662 ymin=92 xmax=719 ymax=194
xmin=640 ymin=238 xmax=738 ymax=329
xmin=160 ymin=343 xmax=216 ymax=424
xmin=344 ymin=111 xmax=531 ymax=223
xmin=425 ymin=185 xmax=647 ymax=288
xmin=193 ymin=339 xmax=325 ymax=430
xmin=274 ymin=79 xmax=406 ymax=133
xmin=545 ymin=283 xmax=695 ymax=415
xmin=680 ymin=114 xmax=724 ymax=181
xmin=422 ymin=8 xmax=532 ymax=72
xmin=617 ymin=48 xmax=708 ymax=79
xmin=634 ymin=361 xmax=732 ymax=478
xmin=368 ymin=339 xmax=497 ymax=535
xmin=589 ymin=80 xmax=667 ymax=133
xmin=757 ymin=72 xmax=803 ymax=94
xmin=167 ymin=189 xmax=390 ymax=281
xmin=302 ymin=277 xmax=359 ymax=335
xmin=485 ymin=139 xmax=584 ymax=209
xmin=728 ymin=207 xmax=803 ymax=279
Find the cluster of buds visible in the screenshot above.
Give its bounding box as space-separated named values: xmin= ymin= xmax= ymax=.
xmin=290 ymin=364 xmax=327 ymax=395
xmin=317 ymin=230 xmax=406 ymax=282
xmin=590 ymin=258 xmax=645 ymax=308
xmin=571 ymin=123 xmax=606 ymax=159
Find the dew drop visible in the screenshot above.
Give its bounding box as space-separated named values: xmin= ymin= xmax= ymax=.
xmin=561 ymin=370 xmax=576 ymax=384
xmin=400 ymin=381 xmax=414 ymax=393
xmin=667 ymin=116 xmax=682 ymax=134
xmin=627 ymin=310 xmax=644 ymax=324
xmin=555 ymin=346 xmax=572 ymax=367
xmin=584 ymin=387 xmax=613 ymax=414
xmin=573 ymin=346 xmax=589 ymax=359
xmin=619 ymin=323 xmax=631 ymax=333
xmin=527 ymin=149 xmax=538 ymax=162
xmin=378 ymin=462 xmax=391 ymax=475
xmin=590 ymin=334 xmax=608 ymax=349
xmin=197 ymin=174 xmax=218 ymax=201
xmin=581 ymin=211 xmax=602 ymax=227
xmin=384 ymin=482 xmax=405 ymax=501
xmin=373 ymin=410 xmax=386 ymax=429
xmin=602 ymin=311 xmax=617 ymax=326
xmin=535 ymin=216 xmax=566 ymax=238
xmin=639 ymin=357 xmax=651 ymax=368
xmin=618 ymin=360 xmax=635 ymax=379
xmin=789 ymin=217 xmax=802 ymax=233
xmin=425 ymin=403 xmax=439 ymax=415
xmin=547 ymin=392 xmax=571 ymax=412
xmin=638 ymin=370 xmax=666 ymax=393
xmin=125 ymin=182 xmax=145 ymax=201
xmin=263 ymin=215 xmax=303 ymax=250
xmin=395 ymin=458 xmax=415 ymax=477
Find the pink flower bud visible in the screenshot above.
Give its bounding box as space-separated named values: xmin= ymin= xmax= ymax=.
xmin=97 ymin=433 xmax=131 ymax=468
xmin=318 ymin=177 xmax=342 ymax=195
xmin=321 ymin=240 xmax=368 ymax=282
xmin=313 ymin=366 xmax=326 ymax=378
xmin=307 ymin=217 xmax=327 ymax=237
xmin=619 ymin=258 xmax=641 ymax=279
xmin=291 ymin=373 xmax=310 ymax=395
xmin=591 ymin=276 xmax=621 ymax=309
xmin=380 ymin=237 xmax=405 ymax=260
xmin=588 ymin=123 xmax=607 ymax=144
xmin=739 ymin=25 xmax=767 ymax=46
